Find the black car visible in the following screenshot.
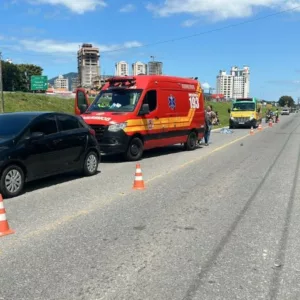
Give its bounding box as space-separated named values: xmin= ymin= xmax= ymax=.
xmin=0 ymin=112 xmax=101 ymax=198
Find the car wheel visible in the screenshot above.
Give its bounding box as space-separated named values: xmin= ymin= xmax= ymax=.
xmin=184 ymin=131 xmax=197 ymax=151
xmin=83 ymin=151 xmax=99 ymax=176
xmin=124 ymin=137 xmax=144 ymax=161
xmin=0 ymin=165 xmax=25 ymax=198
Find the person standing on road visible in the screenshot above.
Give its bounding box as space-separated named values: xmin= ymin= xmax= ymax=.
xmin=275 ymin=108 xmax=279 ymax=123
xmin=204 ymin=105 xmax=216 ymax=146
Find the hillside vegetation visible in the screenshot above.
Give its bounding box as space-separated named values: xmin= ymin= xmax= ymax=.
xmin=3 ymin=92 xmax=274 ymax=129
xmin=3 ymin=92 xmax=74 ymax=113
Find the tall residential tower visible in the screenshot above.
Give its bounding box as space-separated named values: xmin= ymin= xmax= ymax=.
xmin=216 ymin=66 xmax=250 ymax=99
xmin=132 ymin=61 xmax=147 ymax=75
xmin=77 ymin=43 xmax=100 ymax=88
xmin=148 ymin=61 xmax=163 ymax=75
xmin=115 ymin=61 xmax=129 ymax=76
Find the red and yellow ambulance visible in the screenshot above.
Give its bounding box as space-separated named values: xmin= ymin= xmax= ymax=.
xmin=75 ymin=75 xmax=205 ymax=161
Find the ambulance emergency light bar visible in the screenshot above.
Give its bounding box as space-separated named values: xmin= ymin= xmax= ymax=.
xmin=106 ymin=76 xmax=137 ymax=88
xmin=106 ymin=76 xmax=136 ymax=82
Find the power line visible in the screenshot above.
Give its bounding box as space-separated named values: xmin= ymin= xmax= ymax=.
xmin=101 ymin=4 xmax=300 ymax=54
xmin=2 ymin=4 xmax=300 ymax=59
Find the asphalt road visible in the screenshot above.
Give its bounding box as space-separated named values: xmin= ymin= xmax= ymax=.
xmin=1 ymin=115 xmax=299 ymax=300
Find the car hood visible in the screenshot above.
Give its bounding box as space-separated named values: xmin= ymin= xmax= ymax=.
xmin=81 ymin=112 xmax=130 ymax=125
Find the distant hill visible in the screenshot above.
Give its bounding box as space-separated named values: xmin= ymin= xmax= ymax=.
xmin=48 ymin=72 xmax=78 ymax=91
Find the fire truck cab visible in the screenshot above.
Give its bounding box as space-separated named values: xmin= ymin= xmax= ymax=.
xmin=75 ymin=75 xmax=205 ymax=161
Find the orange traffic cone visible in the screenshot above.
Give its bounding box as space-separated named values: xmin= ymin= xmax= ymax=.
xmin=0 ymin=194 xmax=15 ymax=237
xmin=133 ymin=163 xmax=145 ymax=190
xmin=269 ymin=120 xmax=273 ymax=127
xmin=250 ymin=126 xmax=254 ymax=135
xmin=258 ymin=123 xmax=262 ymax=131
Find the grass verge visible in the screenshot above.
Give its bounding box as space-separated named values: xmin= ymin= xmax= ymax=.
xmin=3 ymin=93 xmax=278 ymax=130
xmin=3 ymin=92 xmax=74 ymax=113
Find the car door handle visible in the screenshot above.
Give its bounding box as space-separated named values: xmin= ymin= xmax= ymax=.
xmin=78 ymin=136 xmax=85 ymax=140
xmin=53 ymin=138 xmax=63 ymax=144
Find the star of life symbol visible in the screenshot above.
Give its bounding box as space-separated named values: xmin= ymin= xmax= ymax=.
xmin=168 ymin=95 xmax=176 ymax=110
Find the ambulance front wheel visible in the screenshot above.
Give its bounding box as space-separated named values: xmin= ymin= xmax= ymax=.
xmin=124 ymin=137 xmax=144 ymax=161
xmin=184 ymin=131 xmax=197 ymax=151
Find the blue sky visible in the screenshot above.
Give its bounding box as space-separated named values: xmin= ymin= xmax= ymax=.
xmin=1 ymin=0 xmax=300 ymax=101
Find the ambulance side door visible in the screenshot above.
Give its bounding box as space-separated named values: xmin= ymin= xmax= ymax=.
xmin=139 ymin=89 xmax=162 ymax=149
xmin=75 ymin=88 xmax=90 ymax=115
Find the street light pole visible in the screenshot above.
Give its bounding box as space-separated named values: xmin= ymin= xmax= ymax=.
xmin=0 ymin=51 xmax=4 ymax=113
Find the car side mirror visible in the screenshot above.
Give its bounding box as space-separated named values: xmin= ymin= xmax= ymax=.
xmin=228 ymin=108 xmax=231 ymax=113
xmin=139 ymin=103 xmax=150 ymax=115
xmin=79 ymin=104 xmax=88 ymax=114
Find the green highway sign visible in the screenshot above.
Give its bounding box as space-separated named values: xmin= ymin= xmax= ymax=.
xmin=30 ymin=75 xmax=48 ymax=91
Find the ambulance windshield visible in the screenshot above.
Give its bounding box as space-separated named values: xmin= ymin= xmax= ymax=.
xmin=87 ymin=89 xmax=143 ymax=112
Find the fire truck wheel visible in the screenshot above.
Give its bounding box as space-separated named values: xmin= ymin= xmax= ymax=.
xmin=124 ymin=137 xmax=144 ymax=161
xmin=184 ymin=131 xmax=197 ymax=151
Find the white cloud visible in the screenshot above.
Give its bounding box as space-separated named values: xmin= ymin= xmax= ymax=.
xmin=147 ymin=0 xmax=300 ymax=21
xmin=119 ymin=4 xmax=136 ymax=13
xmin=29 ymin=0 xmax=107 ymax=14
xmin=202 ymin=82 xmax=211 ymax=90
xmin=19 ymin=39 xmax=143 ymax=54
xmin=181 ymin=19 xmax=198 ymax=27
xmin=99 ymin=41 xmax=143 ymax=52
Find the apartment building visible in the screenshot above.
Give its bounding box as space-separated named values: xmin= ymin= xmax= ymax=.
xmin=115 ymin=61 xmax=129 ymax=76
xmin=216 ymin=66 xmax=250 ymax=99
xmin=71 ymin=77 xmax=80 ymax=92
xmin=231 ymin=66 xmax=250 ymax=99
xmin=54 ymin=75 xmax=69 ymax=90
xmin=148 ymin=61 xmax=163 ymax=75
xmin=132 ymin=61 xmax=147 ymax=75
xmin=77 ymin=43 xmax=100 ymax=88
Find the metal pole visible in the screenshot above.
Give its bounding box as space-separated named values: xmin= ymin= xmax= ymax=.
xmin=0 ymin=52 xmax=4 ymax=113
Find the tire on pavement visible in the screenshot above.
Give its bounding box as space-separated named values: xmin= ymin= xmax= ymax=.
xmin=123 ymin=137 xmax=144 ymax=161
xmin=0 ymin=164 xmax=25 ymax=198
xmin=83 ymin=151 xmax=99 ymax=176
xmin=184 ymin=131 xmax=198 ymax=151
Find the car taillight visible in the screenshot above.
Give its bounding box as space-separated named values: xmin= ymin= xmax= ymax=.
xmin=89 ymin=128 xmax=96 ymax=136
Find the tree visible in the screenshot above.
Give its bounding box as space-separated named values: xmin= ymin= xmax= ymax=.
xmin=278 ymin=96 xmax=294 ymax=107
xmin=2 ymin=61 xmax=22 ymax=91
xmin=1 ymin=62 xmax=43 ymax=92
xmin=17 ymin=64 xmax=43 ymax=91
